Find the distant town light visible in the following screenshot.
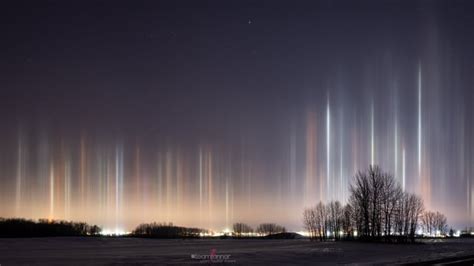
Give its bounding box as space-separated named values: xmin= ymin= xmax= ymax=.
xmin=100 ymin=228 xmax=128 ymax=236
xmin=297 ymin=231 xmax=309 ymax=237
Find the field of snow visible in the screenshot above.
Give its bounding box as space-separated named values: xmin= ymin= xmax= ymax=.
xmin=0 ymin=237 xmax=473 ymax=265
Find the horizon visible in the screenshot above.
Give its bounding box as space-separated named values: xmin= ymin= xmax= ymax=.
xmin=1 ymin=1 xmax=474 ymax=233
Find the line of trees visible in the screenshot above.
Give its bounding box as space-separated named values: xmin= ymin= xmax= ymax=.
xmin=132 ymin=222 xmax=207 ymax=238
xmin=233 ymin=222 xmax=253 ymax=237
xmin=0 ymin=218 xmax=101 ymax=237
xmin=421 ymin=211 xmax=448 ymax=236
xmin=303 ymin=201 xmax=347 ymax=241
xmin=256 ymin=223 xmax=286 ymax=236
xmin=303 ymin=166 xmax=448 ymax=242
xmin=232 ymin=222 xmax=286 ymax=237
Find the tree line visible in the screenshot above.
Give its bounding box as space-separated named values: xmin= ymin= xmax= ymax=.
xmin=421 ymin=211 xmax=448 ymax=237
xmin=232 ymin=222 xmax=286 ymax=237
xmin=0 ymin=218 xmax=101 ymax=237
xmin=303 ymin=165 xmax=449 ymax=242
xmin=132 ymin=222 xmax=207 ymax=238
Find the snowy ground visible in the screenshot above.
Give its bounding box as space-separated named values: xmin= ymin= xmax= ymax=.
xmin=0 ymin=237 xmax=473 ymax=265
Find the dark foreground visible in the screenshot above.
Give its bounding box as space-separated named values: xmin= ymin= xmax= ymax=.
xmin=0 ymin=237 xmax=473 ymax=265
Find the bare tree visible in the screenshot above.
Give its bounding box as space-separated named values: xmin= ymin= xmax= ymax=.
xmin=327 ymin=201 xmax=344 ymax=240
xmin=232 ymin=222 xmax=253 ymax=238
xmin=306 ymin=201 xmax=352 ymax=241
xmin=347 ymin=166 xmax=424 ymax=242
xmin=393 ymin=192 xmax=408 ymax=238
xmin=315 ymin=201 xmax=328 ymax=241
xmin=380 ymin=172 xmax=402 ymax=239
xmin=302 ymin=165 xmax=448 ymax=243
xmin=434 ymin=211 xmax=447 ymax=236
xmin=407 ymin=194 xmax=424 ymax=242
xmin=369 ymin=166 xmax=384 ymax=238
xmin=303 ymin=207 xmax=317 ymax=240
xmin=422 ymin=211 xmax=436 ymax=236
xmin=256 ymin=223 xmax=286 ymax=236
xmin=342 ymin=204 xmax=354 ymax=238
xmin=349 ymin=165 xmax=389 ymax=239
xmin=349 ymin=168 xmax=371 ymax=238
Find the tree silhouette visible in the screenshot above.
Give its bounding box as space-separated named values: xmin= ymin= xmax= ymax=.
xmin=256 ymin=223 xmax=286 ymax=236
xmin=0 ymin=218 xmax=101 ymax=237
xmin=304 ymin=166 xmax=448 ymax=243
xmin=132 ymin=222 xmax=206 ymax=238
xmin=232 ymin=222 xmax=253 ymax=237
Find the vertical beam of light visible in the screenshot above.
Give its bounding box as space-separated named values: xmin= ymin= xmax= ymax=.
xmin=135 ymin=146 xmax=141 ymax=218
xmin=96 ymin=150 xmax=103 ymax=222
xmin=176 ymin=152 xmax=182 ymax=222
xmin=199 ymin=148 xmax=203 ymax=225
xmin=246 ymin=156 xmax=251 ymax=214
xmin=165 ymin=151 xmax=172 ymax=222
xmin=15 ymin=135 xmax=22 ymax=216
xmin=471 ymin=162 xmax=474 ymax=224
xmin=106 ymin=156 xmax=112 ymax=225
xmin=371 ymin=102 xmax=375 ymax=166
xmin=339 ymin=109 xmax=344 ymax=201
xmin=49 ymin=162 xmax=54 ymax=221
xmin=402 ymin=148 xmax=406 ymax=192
xmin=95 ymin=151 xmax=105 ymax=223
xmin=393 ymin=81 xmax=399 ymax=180
xmin=470 ymin=123 xmax=474 ymax=224
xmin=326 ymin=97 xmax=331 ymax=200
xmin=115 ymin=146 xmax=119 ymax=232
xmin=289 ymin=124 xmax=296 ymax=198
xmin=208 ymin=150 xmax=213 ymax=229
xmin=306 ymin=111 xmax=316 ymax=205
xmin=339 ymin=135 xmax=343 ymax=201
xmin=64 ymin=159 xmax=71 ymax=220
xmin=115 ymin=144 xmax=123 ymax=234
xmin=80 ymin=137 xmax=86 ymax=215
xmin=394 ymin=118 xmax=398 ymax=180
xmin=226 ymin=154 xmax=233 ymax=229
xmin=230 ymin=181 xmax=234 ymax=229
xmin=351 ymin=127 xmax=359 ymax=185
xmin=418 ymin=64 xmax=422 ymax=183
xmin=225 ymin=176 xmax=229 ymax=229
xmin=142 ymin=147 xmax=149 ymax=223
xmin=471 ymin=117 xmax=474 ymax=224
xmin=37 ymin=131 xmax=49 ymax=219
xmin=156 ymin=153 xmax=163 ymax=217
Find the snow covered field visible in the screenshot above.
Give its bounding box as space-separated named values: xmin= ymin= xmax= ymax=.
xmin=0 ymin=237 xmax=473 ymax=265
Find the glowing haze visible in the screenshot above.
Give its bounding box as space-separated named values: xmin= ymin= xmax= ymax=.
xmin=0 ymin=1 xmax=473 ymax=232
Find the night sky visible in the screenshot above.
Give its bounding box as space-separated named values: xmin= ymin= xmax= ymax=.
xmin=1 ymin=1 xmax=473 ymax=232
